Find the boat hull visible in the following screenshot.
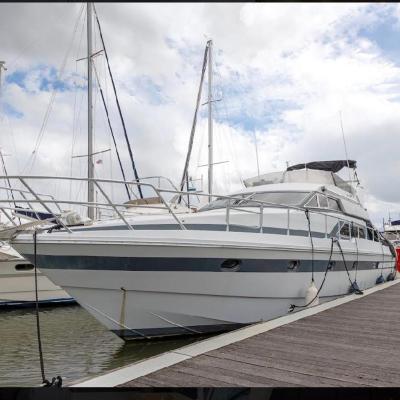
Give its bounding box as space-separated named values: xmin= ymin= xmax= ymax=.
xmin=12 ymin=230 xmax=395 ymax=339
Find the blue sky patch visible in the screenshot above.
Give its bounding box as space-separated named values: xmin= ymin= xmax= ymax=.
xmin=3 ymin=102 xmax=23 ymax=119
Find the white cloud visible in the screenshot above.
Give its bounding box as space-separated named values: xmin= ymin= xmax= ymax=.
xmin=0 ymin=3 xmax=400 ymax=226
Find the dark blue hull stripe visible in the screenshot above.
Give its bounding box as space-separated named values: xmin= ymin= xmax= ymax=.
xmin=23 ymin=254 xmax=393 ymax=273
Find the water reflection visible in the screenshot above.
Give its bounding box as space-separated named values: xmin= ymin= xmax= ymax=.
xmin=0 ymin=305 xmax=203 ymax=386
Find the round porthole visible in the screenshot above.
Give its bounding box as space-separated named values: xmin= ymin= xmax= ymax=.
xmin=15 ymin=264 xmax=34 ymax=271
xmin=288 ymin=260 xmax=300 ymax=270
xmin=220 ymin=259 xmax=241 ymax=272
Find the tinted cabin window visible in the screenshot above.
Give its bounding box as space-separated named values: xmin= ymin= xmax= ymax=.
xmin=373 ymin=230 xmax=380 ymax=242
xmin=367 ymin=228 xmax=374 ymax=241
xmin=328 ymin=198 xmax=341 ymax=211
xmin=340 ymin=222 xmax=351 ymax=239
xmin=199 ymin=194 xmax=247 ymax=212
xmin=351 ymin=224 xmax=358 ymax=238
xmin=239 ymin=192 xmax=309 ymax=207
xmin=318 ymin=194 xmax=328 ymax=208
xmin=358 ymin=227 xmax=366 ymax=239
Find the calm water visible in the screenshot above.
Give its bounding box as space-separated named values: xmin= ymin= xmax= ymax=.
xmin=0 ymin=305 xmax=202 ymax=386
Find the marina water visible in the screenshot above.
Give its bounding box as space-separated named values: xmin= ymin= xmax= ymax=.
xmin=0 ymin=305 xmax=200 ymax=386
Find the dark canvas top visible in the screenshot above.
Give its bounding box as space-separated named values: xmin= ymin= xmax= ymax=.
xmin=287 ymin=160 xmax=356 ymax=173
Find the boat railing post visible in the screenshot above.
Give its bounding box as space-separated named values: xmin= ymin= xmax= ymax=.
xmin=287 ymin=208 xmax=290 ymax=235
xmin=0 ymin=208 xmax=16 ymax=226
xmin=259 ymin=204 xmax=263 ymax=233
xmin=154 ymin=188 xmax=186 ymax=230
xmin=93 ymin=180 xmax=134 ymax=230
xmin=226 ymin=203 xmax=230 ymax=232
xmin=18 ymin=177 xmax=72 ymax=233
xmin=325 ymin=213 xmax=328 ymax=238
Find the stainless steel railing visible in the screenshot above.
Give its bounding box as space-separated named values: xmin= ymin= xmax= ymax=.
xmin=0 ymin=175 xmax=378 ymax=242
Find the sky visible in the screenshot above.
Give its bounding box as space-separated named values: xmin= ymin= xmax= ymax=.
xmin=0 ymin=3 xmax=400 ymax=227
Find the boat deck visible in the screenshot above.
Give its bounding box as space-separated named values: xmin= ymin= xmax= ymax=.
xmin=73 ymin=279 xmax=400 ymax=387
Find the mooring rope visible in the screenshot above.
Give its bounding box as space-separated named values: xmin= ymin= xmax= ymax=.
xmin=33 ymin=230 xmax=62 ymax=387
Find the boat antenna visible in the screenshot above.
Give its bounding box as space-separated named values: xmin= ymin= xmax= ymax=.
xmin=253 ymin=131 xmax=260 ymax=177
xmin=339 ymin=110 xmax=352 ymax=183
xmin=0 ymin=61 xmax=6 ymax=104
xmin=93 ymin=4 xmax=143 ymax=199
xmin=179 ymin=42 xmax=209 ymax=199
xmin=207 ymin=39 xmax=213 ymax=202
xmin=87 ymin=2 xmax=95 ymax=219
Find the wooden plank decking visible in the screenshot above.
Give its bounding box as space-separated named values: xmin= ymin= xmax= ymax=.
xmin=122 ymin=282 xmax=400 ymax=387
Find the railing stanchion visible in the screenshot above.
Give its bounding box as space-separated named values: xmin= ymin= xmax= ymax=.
xmin=154 ymin=188 xmax=186 ymax=230
xmin=19 ymin=178 xmax=72 ymax=233
xmin=226 ymin=203 xmax=230 ymax=232
xmin=93 ymin=180 xmax=134 ymax=230
xmin=325 ymin=214 xmax=328 ymax=238
xmin=0 ymin=208 xmax=16 ymax=226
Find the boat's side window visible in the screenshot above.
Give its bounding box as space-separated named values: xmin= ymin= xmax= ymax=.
xmin=339 ymin=222 xmax=351 ymax=239
xmin=351 ymin=224 xmax=358 ymax=239
xmin=327 ymin=198 xmax=341 ymax=211
xmin=317 ymin=194 xmax=328 ymax=208
xmin=358 ymin=227 xmax=366 ymax=239
xmin=367 ymin=228 xmax=374 ymax=241
xmin=373 ymin=230 xmax=380 ymax=242
xmin=305 ymin=195 xmax=318 ymax=208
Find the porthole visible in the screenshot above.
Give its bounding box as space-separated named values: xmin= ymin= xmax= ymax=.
xmin=328 ymin=261 xmax=336 ymax=270
xmin=220 ymin=259 xmax=241 ymax=272
xmin=288 ymin=260 xmax=300 ymax=270
xmin=15 ymin=264 xmax=34 ymax=271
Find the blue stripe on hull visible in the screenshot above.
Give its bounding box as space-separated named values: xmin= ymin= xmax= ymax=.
xmin=22 ymin=254 xmax=393 ymax=273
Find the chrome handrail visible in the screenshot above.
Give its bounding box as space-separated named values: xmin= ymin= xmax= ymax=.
xmin=0 ymin=175 xmax=377 ymax=239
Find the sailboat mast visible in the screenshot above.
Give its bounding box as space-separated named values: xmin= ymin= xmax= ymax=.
xmin=207 ymin=39 xmax=213 ymax=202
xmin=87 ymin=2 xmax=95 ymax=219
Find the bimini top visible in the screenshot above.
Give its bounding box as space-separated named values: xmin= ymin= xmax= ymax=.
xmin=287 ymin=160 xmax=356 ymax=173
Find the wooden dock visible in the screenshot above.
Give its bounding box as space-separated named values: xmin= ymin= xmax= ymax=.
xmin=73 ymin=280 xmax=400 ymax=387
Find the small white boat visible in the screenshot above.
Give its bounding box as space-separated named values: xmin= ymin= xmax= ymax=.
xmin=0 ymin=241 xmax=74 ymax=309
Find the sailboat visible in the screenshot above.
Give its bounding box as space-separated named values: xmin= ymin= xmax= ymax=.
xmin=0 ymin=4 xmax=396 ymax=336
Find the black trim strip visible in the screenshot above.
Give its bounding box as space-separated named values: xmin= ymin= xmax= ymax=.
xmin=112 ymin=322 xmax=247 ymax=340
xmin=24 ymin=254 xmax=393 ymax=273
xmin=0 ymin=297 xmax=76 ymax=310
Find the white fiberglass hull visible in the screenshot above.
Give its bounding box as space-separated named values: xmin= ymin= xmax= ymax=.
xmin=13 ymin=229 xmax=395 ymax=339
xmin=0 ymin=245 xmax=74 ymax=308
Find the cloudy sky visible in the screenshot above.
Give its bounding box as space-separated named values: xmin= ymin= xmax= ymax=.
xmin=0 ymin=3 xmax=400 ymax=226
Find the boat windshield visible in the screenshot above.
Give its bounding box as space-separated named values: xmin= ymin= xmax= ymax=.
xmin=199 ymin=191 xmax=309 ymax=211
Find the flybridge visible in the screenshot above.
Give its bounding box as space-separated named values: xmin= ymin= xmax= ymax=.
xmin=244 ymin=160 xmax=358 ymax=196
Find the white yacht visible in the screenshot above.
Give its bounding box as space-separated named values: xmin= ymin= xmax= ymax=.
xmin=4 ymin=160 xmax=396 ymax=339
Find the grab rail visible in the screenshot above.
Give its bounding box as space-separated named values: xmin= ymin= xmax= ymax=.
xmin=0 ymin=175 xmax=379 ymax=241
